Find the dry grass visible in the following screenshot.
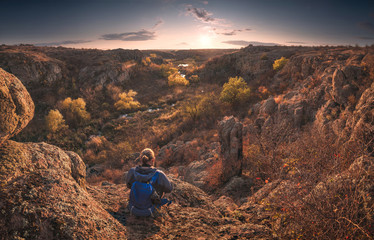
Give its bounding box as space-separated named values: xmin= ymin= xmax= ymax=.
xmin=243 ymin=119 xmax=373 ymax=239
xmin=87 ymin=168 xmax=124 ymax=185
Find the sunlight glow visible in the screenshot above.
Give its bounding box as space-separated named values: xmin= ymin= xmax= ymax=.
xmin=199 ymin=35 xmax=212 ymax=47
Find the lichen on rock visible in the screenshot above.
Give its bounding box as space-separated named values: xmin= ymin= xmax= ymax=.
xmin=0 ymin=68 xmax=34 ymax=146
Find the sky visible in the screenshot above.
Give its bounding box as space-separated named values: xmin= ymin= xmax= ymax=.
xmin=0 ymin=0 xmax=374 ymax=49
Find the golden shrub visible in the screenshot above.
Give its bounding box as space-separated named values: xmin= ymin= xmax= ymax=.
xmin=60 ymin=97 xmax=91 ymax=126
xmin=45 ymin=109 xmax=68 ymax=133
xmin=168 ymin=72 xmax=189 ymax=86
xmin=114 ymin=90 xmax=141 ymax=112
xmin=273 ymin=57 xmax=289 ymax=71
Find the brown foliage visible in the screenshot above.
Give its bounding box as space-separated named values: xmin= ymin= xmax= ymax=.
xmin=205 ymin=159 xmax=225 ymax=190
xmin=245 ymin=121 xmax=373 ymax=239
xmin=87 ymin=168 xmax=124 ymax=185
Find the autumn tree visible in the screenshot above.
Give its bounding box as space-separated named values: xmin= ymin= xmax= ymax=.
xmin=168 ymin=72 xmax=189 ymax=86
xmin=160 ymin=64 xmax=178 ymax=78
xmin=45 ymin=109 xmax=68 ymax=133
xmin=114 ymin=90 xmax=141 ymax=112
xmin=273 ymin=56 xmax=289 ymax=71
xmin=59 ymin=97 xmax=91 ymax=127
xmin=182 ymin=93 xmax=221 ymax=123
xmin=220 ymin=76 xmax=251 ymax=107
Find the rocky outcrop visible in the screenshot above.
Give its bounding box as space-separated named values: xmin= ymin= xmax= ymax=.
xmin=0 ymin=68 xmax=34 ymax=146
xmin=157 ymin=117 xmax=244 ymax=190
xmin=249 ymin=48 xmax=374 ymax=144
xmin=157 ymin=138 xmax=220 ymax=189
xmin=343 ymin=82 xmax=374 ymax=153
xmin=0 ymin=50 xmax=65 ymax=86
xmin=198 ymin=45 xmax=310 ymax=84
xmin=0 ymin=140 xmax=127 ymax=239
xmin=218 ymin=116 xmax=243 ymax=182
xmin=259 ymin=97 xmax=277 ymax=115
xmin=330 ymin=66 xmax=360 ymax=106
xmin=157 ymin=140 xmax=201 ymax=167
xmin=88 ymin=177 xmax=273 ymax=239
xmin=0 ymin=45 xmax=143 ymax=88
xmin=78 ymin=63 xmax=131 ymax=86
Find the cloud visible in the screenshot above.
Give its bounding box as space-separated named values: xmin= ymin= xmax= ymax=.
xmin=185 ymin=5 xmax=214 ymax=22
xmin=185 ymin=5 xmax=227 ymax=26
xmin=178 ymin=42 xmax=189 ymax=46
xmin=202 ymin=1 xmax=208 ymax=5
xmin=101 ymin=20 xmax=162 ymax=42
xmin=216 ymin=28 xmax=251 ymax=36
xmin=101 ymin=29 xmax=156 ymax=41
xmin=34 ymin=40 xmax=91 ymax=46
xmin=153 ymin=19 xmax=164 ymax=29
xmin=222 ymin=40 xmax=280 ymax=46
xmin=357 ymin=36 xmax=374 ymax=40
xmin=358 ymin=22 xmax=374 ymax=33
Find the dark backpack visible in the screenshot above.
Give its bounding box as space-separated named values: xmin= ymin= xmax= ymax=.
xmin=129 ymin=171 xmax=159 ymax=217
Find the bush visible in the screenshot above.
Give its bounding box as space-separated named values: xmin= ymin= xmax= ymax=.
xmin=273 ymin=57 xmax=289 ymax=71
xmin=84 ymin=137 xmax=133 ymax=168
xmin=114 ymin=90 xmax=141 ymax=112
xmin=59 ymin=97 xmax=91 ymax=127
xmin=260 ymin=53 xmax=268 ymax=60
xmin=45 ymin=109 xmax=68 ymax=133
xmin=160 ymin=64 xmax=178 ymax=78
xmin=182 ymin=93 xmax=221 ymax=124
xmin=189 ymin=75 xmax=200 ymax=83
xmin=219 ymin=76 xmax=251 ymax=107
xmin=245 ymin=120 xmax=373 ymax=239
xmin=168 ymin=73 xmax=189 ymax=86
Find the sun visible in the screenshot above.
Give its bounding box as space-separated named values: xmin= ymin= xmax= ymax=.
xmin=199 ymin=35 xmax=212 ymax=47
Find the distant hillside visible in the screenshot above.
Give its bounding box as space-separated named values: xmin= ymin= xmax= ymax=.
xmin=142 ymin=49 xmax=238 ymax=64
xmin=0 ymin=45 xmax=143 ymax=88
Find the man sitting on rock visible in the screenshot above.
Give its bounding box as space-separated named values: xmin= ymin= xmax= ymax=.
xmin=125 ymin=148 xmax=173 ymax=217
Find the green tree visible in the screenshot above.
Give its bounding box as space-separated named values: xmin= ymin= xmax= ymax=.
xmin=273 ymin=57 xmax=289 ymax=71
xmin=114 ymin=90 xmax=141 ymax=112
xmin=220 ymin=76 xmax=251 ymax=106
xmin=45 ymin=109 xmax=68 ymax=133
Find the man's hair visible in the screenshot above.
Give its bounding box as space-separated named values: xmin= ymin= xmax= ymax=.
xmin=140 ymin=148 xmax=155 ymax=166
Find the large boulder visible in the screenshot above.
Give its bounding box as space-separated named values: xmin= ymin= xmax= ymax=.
xmin=0 ymin=68 xmax=34 ymax=146
xmin=0 ymin=140 xmax=127 ymax=239
xmin=331 ymin=68 xmax=355 ymax=106
xmin=218 ymin=116 xmax=243 ymax=182
xmin=259 ymin=97 xmax=277 ymax=115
